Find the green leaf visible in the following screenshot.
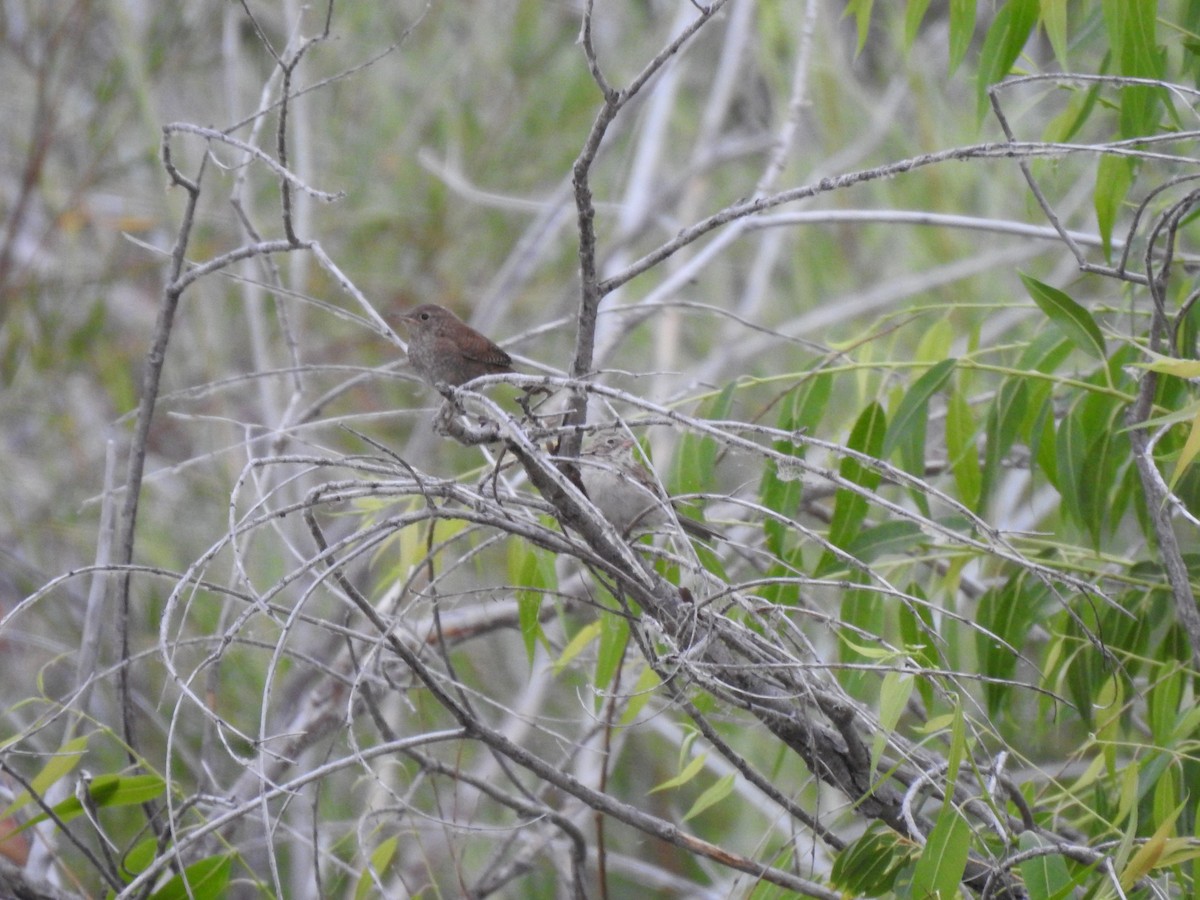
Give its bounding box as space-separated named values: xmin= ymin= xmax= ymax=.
xmin=1079 ymin=427 xmax=1115 ymax=547
xmin=842 ymin=0 xmax=874 ymax=56
xmin=650 ymin=753 xmax=706 ymax=794
xmin=148 ymin=854 xmax=232 ymax=900
xmin=761 ymin=373 xmax=831 ymax=556
xmin=1077 ymin=380 xmax=1125 ymax=543
xmin=872 ymin=672 xmax=914 ymax=774
xmin=673 ymin=383 xmax=734 ymax=495
xmin=1103 ymin=0 xmax=1164 ymax=136
xmin=672 ymin=432 xmax=718 ymax=497
xmin=839 ymin=581 xmax=885 ymax=699
xmin=911 ymin=702 xmax=970 ymax=898
xmin=24 ymin=774 xmax=165 ymax=833
xmin=904 ymin=0 xmax=933 ymax=50
xmin=976 ymin=574 xmax=1047 ymax=715
xmin=899 ymin=583 xmax=938 ymax=710
xmin=355 ymin=837 xmax=398 ymax=900
xmin=948 ymin=0 xmax=976 ymax=75
xmin=1017 ymin=831 xmax=1073 ymax=899
xmin=1020 ymin=273 xmax=1107 ymax=362
xmin=979 ymin=376 xmax=1028 ymax=517
xmin=916 ymin=317 xmax=954 ymax=363
xmin=844 ymin=520 xmax=924 ymax=564
xmin=594 ymin=605 xmax=629 ymax=708
xmin=1042 ymin=79 xmax=1102 ymax=144
xmin=1 ymin=734 xmax=89 ymax=820
xmin=123 ymin=838 xmax=158 ymax=880
xmin=831 ymin=825 xmax=916 ymax=894
xmin=883 ymin=357 xmax=956 ymax=457
xmin=1169 ymin=409 xmax=1200 ymax=487
xmin=976 ymin=0 xmax=1040 ymax=121
xmin=682 ymin=773 xmax=735 ymax=823
xmin=554 ymin=621 xmax=600 ymax=675
xmin=819 ymin=402 xmax=887 ymax=574
xmin=1041 ymin=0 xmax=1069 ymax=69
xmin=1147 ymin=662 xmax=1183 ymax=745
xmin=1018 ymin=330 xmax=1075 ymax=374
xmin=1055 ymin=403 xmax=1086 ymax=531
xmin=912 ymin=805 xmax=971 ymax=900
xmin=619 ymin=666 xmax=661 ymax=727
xmin=1094 ymin=154 xmax=1134 ymax=259
xmin=1031 ymin=398 xmax=1058 ymax=489
xmin=1137 ymin=355 xmax=1200 ymax=377
xmin=509 ymin=542 xmax=555 ymax=664
xmin=946 ymin=387 xmax=982 ymax=509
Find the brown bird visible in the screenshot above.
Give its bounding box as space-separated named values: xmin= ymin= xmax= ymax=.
xmin=396 ymin=303 xmax=514 ymax=387
xmin=578 ymin=435 xmax=719 ymax=540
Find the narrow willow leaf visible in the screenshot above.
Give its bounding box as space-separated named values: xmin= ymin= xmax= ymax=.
xmin=948 ymin=0 xmax=976 ymax=75
xmin=682 ymin=773 xmax=735 ymax=823
xmin=673 ymin=383 xmax=733 ymax=495
xmin=149 ymin=854 xmax=233 ymax=900
xmin=761 ymin=374 xmax=831 ymax=555
xmin=1077 ymin=432 xmax=1111 ymax=547
xmin=510 ymin=542 xmax=554 ymax=664
xmin=1102 ymin=676 xmax=1127 ymax=783
xmin=975 ymin=0 xmax=1039 ymax=121
xmin=911 ymin=701 xmax=970 ymax=898
xmin=1155 ymin=839 xmax=1200 ymax=868
xmin=594 ymin=607 xmax=629 ymax=710
xmin=1031 ymin=399 xmax=1058 ymax=489
xmin=911 ymin=805 xmax=971 ymax=900
xmin=980 ymin=377 xmax=1028 ymax=517
xmin=976 ymin=575 xmax=1047 ymax=715
xmin=1 ymin=734 xmax=89 ymax=820
xmin=904 ymin=0 xmax=933 ymax=50
xmin=1019 ymin=330 xmax=1075 ymax=374
xmin=839 ymin=582 xmax=884 ymax=698
xmin=883 ymin=357 xmax=956 ymax=457
xmin=831 ymin=826 xmax=914 ymax=895
xmin=1055 ymin=403 xmax=1086 ymax=530
xmin=554 ymin=621 xmax=600 ymax=675
xmin=872 ymin=672 xmax=913 ymax=774
xmin=1104 ymin=0 xmax=1164 ymax=137
xmin=1150 ymin=779 xmax=1180 ymax=862
xmin=1113 ymin=758 xmax=1140 ymax=870
xmin=1041 ymin=0 xmax=1069 ymax=69
xmin=24 ymin=774 xmax=166 ymax=832
xmin=844 ymin=520 xmax=923 ymax=564
xmin=650 ymin=753 xmax=706 ymax=794
xmin=1018 ymin=832 xmax=1073 ymax=899
xmin=898 ymin=583 xmax=937 ymax=709
xmin=842 ymin=0 xmax=874 ymax=56
xmin=946 ymin=388 xmax=982 ymax=509
xmin=355 ymin=838 xmax=398 ymax=900
xmin=820 ymin=402 xmax=886 ymax=574
xmin=1136 ymin=355 xmax=1200 ymax=377
xmin=1042 ymin=79 xmax=1101 ymax=144
xmin=1147 ymin=663 xmax=1183 ymax=745
xmin=916 ymin=316 xmax=954 ymax=363
xmin=1094 ymin=154 xmax=1133 ymax=258
xmin=619 ymin=666 xmax=661 ymax=727
xmin=1020 ymin=273 xmax=1107 ymax=362
xmin=1169 ymin=407 xmax=1200 ymax=490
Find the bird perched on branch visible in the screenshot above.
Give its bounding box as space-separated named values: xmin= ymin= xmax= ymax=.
xmin=578 ymin=435 xmax=719 ymax=540
xmin=395 ymin=303 xmax=514 ymax=388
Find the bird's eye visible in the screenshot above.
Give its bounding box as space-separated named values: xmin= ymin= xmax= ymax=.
xmin=420 ymin=312 xmax=431 ymax=321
